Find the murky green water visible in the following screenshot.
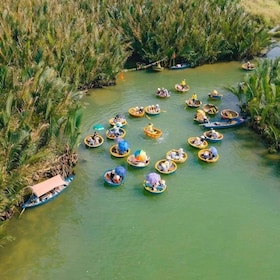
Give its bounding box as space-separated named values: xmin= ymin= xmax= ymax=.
xmin=1 ymin=62 xmax=280 ymax=280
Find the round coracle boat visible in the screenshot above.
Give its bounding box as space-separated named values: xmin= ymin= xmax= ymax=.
xmin=143 ymin=126 xmax=162 ymax=139
xmin=84 ymin=134 xmax=104 ymax=148
xmin=241 ymin=62 xmax=256 ymax=71
xmin=185 ymin=98 xmax=202 ymax=108
xmin=220 ymin=109 xmax=239 ymax=120
xmin=202 ymin=104 xmax=219 ymax=115
xmin=109 ymin=117 xmax=127 ymax=127
xmin=198 ymin=148 xmax=219 ymax=163
xmin=154 ymin=159 xmax=177 ymax=174
xmin=127 ymin=154 xmax=150 ymax=168
xmin=166 ymin=149 xmax=188 ymax=163
xmin=174 ymin=83 xmax=190 ymax=93
xmin=203 ymin=130 xmax=223 ymax=142
xmin=106 ymin=127 xmax=126 ymax=140
xmin=128 ymin=107 xmax=145 ymax=118
xmin=103 ymin=168 xmax=126 ymax=187
xmin=156 ymin=88 xmax=171 ymax=98
xmin=208 ymin=90 xmax=223 ymax=100
xmin=109 ymin=144 xmax=130 ymax=158
xmin=144 ymin=105 xmax=161 ymax=115
xmin=187 ymin=136 xmax=208 ymax=149
xmin=143 ymin=180 xmax=167 ymax=194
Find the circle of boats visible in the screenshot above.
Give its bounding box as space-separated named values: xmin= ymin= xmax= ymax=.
xmin=83 ymin=77 xmax=247 ymax=194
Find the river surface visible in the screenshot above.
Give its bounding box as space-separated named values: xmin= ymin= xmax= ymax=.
xmin=1 ymin=61 xmax=280 ymax=280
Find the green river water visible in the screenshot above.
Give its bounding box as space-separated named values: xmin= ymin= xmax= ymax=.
xmin=1 ymin=60 xmax=280 ymax=280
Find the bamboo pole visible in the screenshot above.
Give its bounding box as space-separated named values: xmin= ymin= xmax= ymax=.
xmin=122 ymin=57 xmax=167 ymax=72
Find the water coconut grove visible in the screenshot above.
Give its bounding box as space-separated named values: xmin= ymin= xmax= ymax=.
xmin=0 ymin=0 xmax=279 ymax=246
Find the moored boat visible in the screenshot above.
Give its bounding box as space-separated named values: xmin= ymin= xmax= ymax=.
xmin=241 ymin=62 xmax=256 ymax=71
xmin=198 ymin=147 xmax=219 ymax=163
xmin=128 ymin=106 xmax=145 ymax=118
xmin=22 ymin=174 xmax=75 ymax=209
xmin=84 ymin=133 xmax=104 ymax=148
xmin=152 ymin=63 xmax=164 ymax=72
xmin=200 ymin=118 xmax=246 ymax=129
xmin=187 ymin=136 xmax=208 ymax=149
xmin=166 ymin=148 xmax=188 ymax=163
xmin=144 ymin=105 xmax=161 ymax=116
xmin=220 ymin=109 xmax=239 ymax=119
xmin=143 ymin=124 xmax=163 ymax=138
xmin=202 ymin=103 xmax=219 ymax=115
xmin=155 ymin=158 xmax=177 ymax=174
xmin=208 ymin=90 xmax=223 ymax=100
xmin=103 ymin=166 xmax=126 ymax=186
xmin=203 ymin=129 xmax=224 ymax=142
xmin=170 ymin=63 xmax=190 ymax=70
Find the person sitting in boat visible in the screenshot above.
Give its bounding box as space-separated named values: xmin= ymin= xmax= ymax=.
xmin=209 ymin=128 xmax=218 ymax=139
xmin=112 ymin=174 xmax=121 ymax=184
xmin=147 ymin=123 xmax=154 ymax=132
xmin=191 ymin=94 xmax=197 ymax=101
xmin=246 ymin=61 xmax=252 ymax=69
xmin=139 ymin=106 xmax=144 ymax=113
xmin=202 ymin=150 xmax=211 ymax=159
xmin=155 ymin=104 xmax=160 ymax=112
xmin=160 ymin=158 xmax=171 ymax=172
xmin=212 ymin=90 xmax=218 ymax=96
xmin=178 ymin=148 xmax=184 ymax=159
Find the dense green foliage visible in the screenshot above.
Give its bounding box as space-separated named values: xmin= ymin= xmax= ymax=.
xmin=0 ymin=0 xmax=273 ymax=246
xmin=228 ymin=58 xmax=280 ymax=152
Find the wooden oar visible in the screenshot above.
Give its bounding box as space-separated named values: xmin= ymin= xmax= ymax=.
xmin=19 ymin=208 xmax=25 ymax=218
xmin=145 ymin=114 xmax=151 ymax=120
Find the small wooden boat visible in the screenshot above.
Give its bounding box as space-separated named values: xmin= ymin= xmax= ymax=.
xmin=208 ymin=90 xmax=223 ymax=100
xmin=198 ymin=148 xmax=219 ymax=163
xmin=175 ymin=84 xmax=190 ymax=93
xmin=143 ymin=125 xmax=162 ymax=138
xmin=143 ymin=180 xmax=167 ymax=194
xmin=202 ymin=104 xmax=219 ymax=115
xmin=84 ymin=134 xmax=104 ymax=148
xmin=127 ymin=154 xmax=150 ymax=168
xmin=185 ymin=97 xmax=202 ymax=108
xmin=166 ymin=148 xmax=188 ymax=163
xmin=170 ymin=63 xmax=190 ymax=70
xmin=155 ymin=159 xmax=177 ymax=174
xmin=144 ymin=105 xmax=161 ymax=116
xmin=203 ymin=129 xmax=224 ymax=142
xmin=103 ymin=167 xmax=126 ymax=186
xmin=109 ymin=116 xmax=127 ymax=127
xmin=106 ymin=127 xmax=126 ymax=140
xmin=220 ymin=109 xmax=239 ymax=120
xmin=187 ymin=136 xmax=208 ymax=149
xmin=22 ymin=174 xmax=75 ymax=209
xmin=152 ymin=63 xmax=164 ymax=72
xmin=128 ymin=107 xmax=145 ymax=118
xmin=241 ymin=62 xmax=256 ymax=71
xmin=156 ymin=88 xmax=171 ymax=98
xmin=110 ymin=144 xmax=130 ymax=158
xmin=200 ymin=118 xmax=247 ymax=129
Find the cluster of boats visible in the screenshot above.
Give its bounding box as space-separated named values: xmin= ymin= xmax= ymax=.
xmin=83 ymin=76 xmax=247 ymax=194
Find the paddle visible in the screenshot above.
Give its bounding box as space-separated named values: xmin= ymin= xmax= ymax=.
xmin=19 ymin=208 xmax=25 ymax=218
xmin=145 ymin=114 xmax=151 ymax=120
